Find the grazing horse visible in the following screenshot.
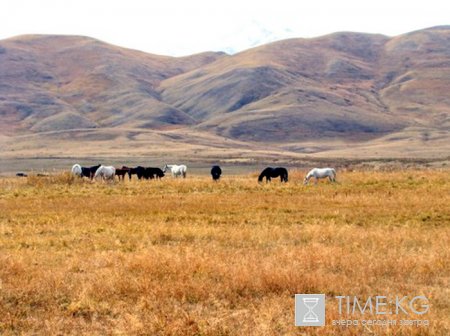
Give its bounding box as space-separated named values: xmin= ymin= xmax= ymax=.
xmin=211 ymin=165 xmax=222 ymax=181
xmin=125 ymin=166 xmax=149 ymax=180
xmin=125 ymin=166 xmax=146 ymax=180
xmin=145 ymin=167 xmax=165 ymax=179
xmin=94 ymin=165 xmax=116 ymax=182
xmin=124 ymin=166 xmax=165 ymax=180
xmin=163 ymin=164 xmax=187 ymax=178
xmin=258 ymin=167 xmax=288 ymax=183
xmin=71 ymin=164 xmax=82 ymax=177
xmin=115 ymin=167 xmax=130 ymax=181
xmin=79 ymin=164 xmax=101 ymax=179
xmin=303 ymin=168 xmax=336 ymax=185
xmin=122 ymin=166 xmax=140 ymax=180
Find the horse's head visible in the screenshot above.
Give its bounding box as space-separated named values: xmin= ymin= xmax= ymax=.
xmin=303 ymin=177 xmax=309 ymax=185
xmin=163 ymin=164 xmax=169 ymax=172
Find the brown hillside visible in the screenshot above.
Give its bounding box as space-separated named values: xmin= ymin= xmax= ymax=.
xmin=160 ymin=28 xmax=449 ymax=143
xmin=0 ymin=35 xmax=225 ymax=134
xmin=0 ymin=28 xmax=449 ymax=161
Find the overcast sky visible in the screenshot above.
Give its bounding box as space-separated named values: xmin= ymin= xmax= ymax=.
xmin=1 ymin=0 xmax=449 ymax=56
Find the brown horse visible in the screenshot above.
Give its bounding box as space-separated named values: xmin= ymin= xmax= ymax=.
xmin=115 ymin=167 xmax=130 ymax=181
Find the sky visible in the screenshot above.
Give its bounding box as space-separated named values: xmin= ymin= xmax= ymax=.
xmin=1 ymin=0 xmax=449 ymax=56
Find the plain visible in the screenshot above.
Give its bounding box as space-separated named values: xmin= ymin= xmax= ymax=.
xmin=0 ymin=170 xmax=449 ymax=335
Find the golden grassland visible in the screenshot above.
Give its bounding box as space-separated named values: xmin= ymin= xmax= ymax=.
xmin=0 ymin=170 xmax=449 ymax=335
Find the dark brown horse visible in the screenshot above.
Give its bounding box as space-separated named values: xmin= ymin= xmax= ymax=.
xmin=115 ymin=167 xmax=130 ymax=181
xmin=124 ymin=166 xmax=165 ymax=180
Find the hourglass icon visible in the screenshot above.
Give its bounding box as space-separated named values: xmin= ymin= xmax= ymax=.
xmin=295 ymin=294 xmax=325 ymax=326
xmin=302 ymin=297 xmax=320 ymax=323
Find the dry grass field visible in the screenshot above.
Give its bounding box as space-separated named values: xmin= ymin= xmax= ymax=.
xmin=0 ymin=170 xmax=449 ymax=335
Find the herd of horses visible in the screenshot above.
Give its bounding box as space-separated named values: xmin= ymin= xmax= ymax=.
xmin=71 ymin=163 xmax=337 ymax=184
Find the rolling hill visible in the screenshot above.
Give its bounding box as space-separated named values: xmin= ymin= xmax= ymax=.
xmin=0 ymin=27 xmax=449 ymax=166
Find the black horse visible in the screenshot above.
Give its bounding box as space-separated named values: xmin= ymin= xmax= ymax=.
xmin=211 ymin=165 xmax=222 ymax=181
xmin=81 ymin=164 xmax=101 ymax=180
xmin=145 ymin=167 xmax=165 ymax=179
xmin=125 ymin=166 xmax=145 ymax=180
xmin=125 ymin=166 xmax=165 ymax=180
xmin=258 ymin=167 xmax=288 ymax=183
xmin=115 ymin=167 xmax=130 ymax=181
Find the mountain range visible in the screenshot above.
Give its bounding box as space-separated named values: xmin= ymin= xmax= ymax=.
xmin=1 ymin=26 xmax=449 ymax=164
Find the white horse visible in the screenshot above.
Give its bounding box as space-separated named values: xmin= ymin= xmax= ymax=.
xmin=71 ymin=164 xmax=82 ymax=177
xmin=94 ymin=165 xmax=116 ymax=182
xmin=163 ymin=164 xmax=187 ymax=178
xmin=304 ymin=168 xmax=337 ymax=185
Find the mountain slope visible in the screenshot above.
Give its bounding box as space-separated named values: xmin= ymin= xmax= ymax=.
xmin=0 ymin=28 xmax=449 ymax=160
xmin=0 ymin=35 xmax=225 ymax=134
xmin=160 ymin=28 xmax=450 ymax=142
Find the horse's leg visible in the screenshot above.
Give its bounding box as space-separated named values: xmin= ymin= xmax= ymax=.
xmin=314 ymin=177 xmax=318 ymax=185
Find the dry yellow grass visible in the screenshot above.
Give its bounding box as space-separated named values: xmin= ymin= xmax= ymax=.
xmin=0 ymin=170 xmax=449 ymax=335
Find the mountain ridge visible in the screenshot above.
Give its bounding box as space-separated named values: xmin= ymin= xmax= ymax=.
xmin=1 ymin=27 xmax=449 ymax=160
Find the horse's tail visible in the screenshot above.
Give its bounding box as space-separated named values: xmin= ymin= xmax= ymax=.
xmin=331 ymin=168 xmax=337 ymax=181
